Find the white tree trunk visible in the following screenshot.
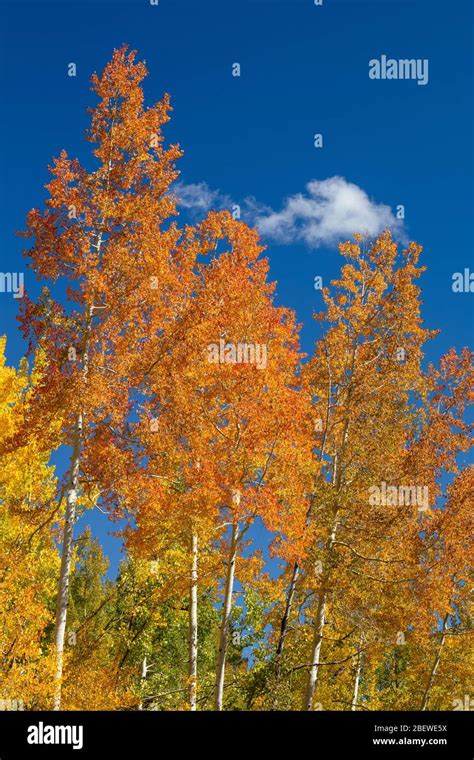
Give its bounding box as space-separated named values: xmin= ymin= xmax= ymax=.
xmin=303 ymin=515 xmax=339 ymax=711
xmin=214 ymin=514 xmax=240 ymax=711
xmin=304 ymin=346 xmax=355 ymax=711
xmin=351 ymin=646 xmax=363 ymax=711
xmin=189 ymin=530 xmax=198 ymax=711
xmin=420 ymin=616 xmax=448 ymax=710
xmin=303 ymin=590 xmax=327 ymax=711
xmin=53 ymin=412 xmax=82 ymax=710
xmin=53 ymin=304 xmax=93 ymax=710
xmin=138 ymin=656 xmax=149 ymax=710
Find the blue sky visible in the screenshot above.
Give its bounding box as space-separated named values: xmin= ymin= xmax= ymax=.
xmin=0 ymin=0 xmax=472 ymax=576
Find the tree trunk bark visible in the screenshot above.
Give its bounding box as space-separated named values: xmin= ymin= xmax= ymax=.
xmin=53 ymin=304 xmax=93 ymax=710
xmin=274 ymin=345 xmax=334 ymax=695
xmin=303 ymin=588 xmax=327 ymax=711
xmin=351 ymin=646 xmax=362 ymax=711
xmin=138 ymin=656 xmax=148 ymax=710
xmin=189 ymin=530 xmax=198 ymax=711
xmin=303 ymin=365 xmax=354 ymax=712
xmin=275 ymin=561 xmax=299 ymax=678
xmin=53 ymin=412 xmax=82 ymax=710
xmin=272 ymin=561 xmax=300 ymax=710
xmin=420 ymin=615 xmax=449 ymax=710
xmin=214 ymin=516 xmax=240 ymax=711
xmin=274 ymin=492 xmax=318 ymax=681
xmin=303 ymin=514 xmax=339 ymax=711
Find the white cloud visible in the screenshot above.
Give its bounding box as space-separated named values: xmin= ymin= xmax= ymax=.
xmin=172 ymin=181 xmax=232 ymax=213
xmin=253 ymin=177 xmax=403 ymax=248
xmin=173 ymin=176 xmax=404 ymax=249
